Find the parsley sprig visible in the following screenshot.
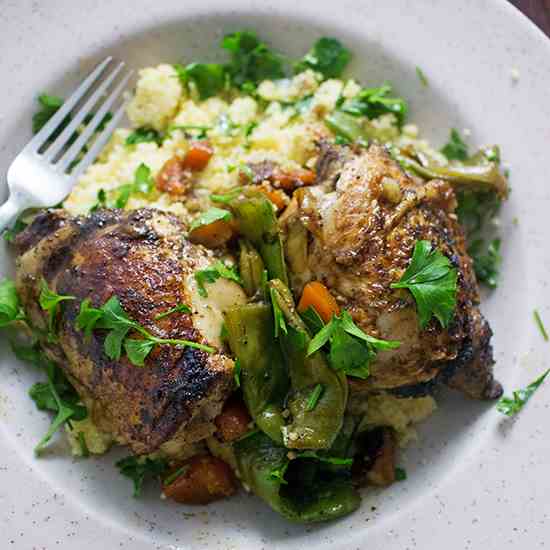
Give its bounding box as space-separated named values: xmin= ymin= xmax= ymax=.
xmin=194 ymin=260 xmax=242 ymax=298
xmin=391 ymin=240 xmax=458 ymax=329
xmin=307 ymin=311 xmax=400 ymax=379
xmin=39 ymin=279 xmax=75 ymax=338
xmin=496 ymin=369 xmax=550 ymax=417
xmin=116 ymin=455 xmax=169 ymax=497
xmin=0 ymin=278 xmax=25 ymax=327
xmin=76 ymin=296 xmax=213 ymax=367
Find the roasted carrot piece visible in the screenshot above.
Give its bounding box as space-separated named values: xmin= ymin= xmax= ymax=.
xmin=188 ymin=219 xmax=235 ymax=248
xmin=297 ymin=281 xmax=340 ymax=323
xmin=273 ymin=168 xmax=316 ymax=190
xmin=155 ymin=156 xmax=190 ymax=195
xmin=183 ymin=141 xmax=213 ymax=171
xmin=163 ymin=455 xmax=237 ymax=505
xmin=366 ymin=428 xmax=396 ymax=487
xmin=257 ymin=186 xmax=288 ymax=211
xmin=214 ymin=396 xmax=252 ymax=442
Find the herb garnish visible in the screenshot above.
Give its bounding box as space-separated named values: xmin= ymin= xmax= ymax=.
xmin=194 ymin=260 xmax=242 ymax=298
xmin=112 ymin=163 xmax=154 ymax=209
xmin=496 ymin=369 xmax=550 ymax=417
xmin=395 ymin=467 xmax=407 ymax=481
xmin=307 ymin=311 xmax=400 ymax=379
xmin=533 ymin=310 xmax=549 ymax=342
xmin=441 ymin=128 xmax=468 ymax=161
xmin=294 ymin=37 xmax=351 ymax=79
xmin=469 ymin=238 xmax=501 ymax=289
xmin=234 ymin=358 xmax=242 ymax=388
xmin=39 ymin=279 xmax=75 ymax=336
xmin=32 ymin=93 xmax=65 ymax=134
xmin=125 ymin=127 xmax=163 ymax=146
xmin=415 ymin=67 xmax=429 ymax=87
xmin=75 ymin=296 xmax=213 ymax=366
xmin=154 ymin=304 xmax=191 ymax=320
xmin=211 ymin=187 xmax=244 ymax=204
xmin=391 ymin=240 xmax=458 ymax=329
xmin=116 ymin=455 xmax=169 ymax=497
xmin=0 ymin=278 xmax=25 ymax=327
xmin=189 ymin=207 xmax=233 ymax=232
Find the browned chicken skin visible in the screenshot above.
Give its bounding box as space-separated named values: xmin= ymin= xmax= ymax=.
xmin=280 ymin=142 xmax=502 ymax=400
xmin=15 ymin=208 xmax=240 ymax=454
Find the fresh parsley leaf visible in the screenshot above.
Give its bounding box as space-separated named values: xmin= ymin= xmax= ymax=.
xmin=496 ymin=369 xmax=550 ymax=417
xmin=0 ymin=278 xmax=24 ymax=327
xmin=395 ymin=467 xmax=407 ymax=481
xmin=154 ymin=304 xmax=191 ymax=320
xmin=222 ymin=30 xmax=285 ymax=88
xmin=125 ymin=127 xmax=162 ymax=146
xmin=90 ymin=188 xmax=107 ymax=212
xmin=111 ymin=163 xmax=154 ymax=209
xmin=124 ymin=338 xmax=156 ymax=367
xmin=3 ymin=217 xmax=28 ymax=243
xmin=94 ymin=296 xmax=137 ymax=360
xmin=391 ymin=240 xmax=458 ymax=329
xmin=294 ymin=37 xmax=351 ymax=79
xmin=234 ymin=358 xmax=242 ymax=388
xmin=195 ymin=260 xmax=242 ymax=298
xmin=307 ymin=311 xmax=400 ymax=379
xmin=39 ymin=279 xmax=75 ymax=335
xmin=78 ymin=432 xmax=90 ymax=458
xmin=167 ymin=124 xmax=211 ymax=139
xmin=189 ymin=207 xmax=233 ymax=233
xmin=32 ymin=93 xmax=66 ymax=134
xmin=10 ymin=340 xmax=43 ymax=364
xmin=469 ymin=238 xmax=501 ymax=289
xmin=175 ymin=62 xmax=226 ymax=100
xmin=211 ymin=187 xmax=244 ymax=204
xmin=456 ymin=190 xmax=501 ymax=236
xmin=269 ymin=461 xmax=289 ymax=485
xmin=533 ymin=309 xmax=549 ymax=342
xmin=305 ymin=384 xmax=324 ymax=411
xmin=340 ymin=84 xmax=408 ymax=126
xmin=116 ymin=455 xmax=169 ymax=497
xmin=29 ymin=381 xmax=59 ymax=411
xmin=75 ymin=298 xmax=103 ymax=339
xmin=415 ymin=67 xmax=429 ymax=87
xmin=441 ymin=129 xmax=469 ymax=161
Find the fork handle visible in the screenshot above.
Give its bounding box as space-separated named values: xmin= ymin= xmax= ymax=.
xmin=0 ymin=195 xmax=23 ymax=234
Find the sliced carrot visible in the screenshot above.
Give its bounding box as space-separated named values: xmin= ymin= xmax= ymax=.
xmin=188 ymin=219 xmax=235 ymax=248
xmin=257 ymin=186 xmax=288 ymax=211
xmin=214 ymin=396 xmax=252 ymax=442
xmin=183 ymin=141 xmax=213 ymax=171
xmin=155 ymin=156 xmax=190 ymax=195
xmin=163 ymin=455 xmax=236 ymax=505
xmin=273 ymin=168 xmax=316 ymax=191
xmin=297 ymin=281 xmax=340 ymax=324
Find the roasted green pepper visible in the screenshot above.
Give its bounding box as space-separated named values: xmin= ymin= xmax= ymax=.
xmin=234 ymin=431 xmax=360 ymax=523
xmin=269 ymin=279 xmax=348 ymax=450
xmin=238 ymin=239 xmax=265 ymax=297
xmin=224 ymin=303 xmax=288 ymax=444
xmin=230 ymin=194 xmax=289 ymax=285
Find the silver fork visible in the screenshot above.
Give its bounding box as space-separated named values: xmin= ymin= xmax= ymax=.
xmin=0 ymin=57 xmax=133 ymax=232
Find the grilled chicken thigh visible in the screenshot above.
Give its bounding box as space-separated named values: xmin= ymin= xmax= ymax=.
xmin=280 ymin=142 xmax=502 ymax=400
xmin=15 ymin=208 xmax=246 ymax=454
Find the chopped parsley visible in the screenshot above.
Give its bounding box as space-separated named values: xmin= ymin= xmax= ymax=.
xmin=112 ymin=163 xmax=154 ymax=209
xmin=75 ymin=295 xmax=213 ymax=366
xmin=154 ymin=304 xmax=191 ymax=320
xmin=269 ymin=462 xmax=289 ymax=484
xmin=468 ymin=238 xmax=501 ymax=289
xmin=0 ymin=278 xmax=25 ymax=327
xmin=416 ymin=67 xmax=429 ymax=87
xmin=496 ymin=369 xmax=550 ymax=417
xmin=125 ymin=126 xmax=163 ymax=146
xmin=189 ymin=207 xmax=233 ymax=233
xmin=116 ymin=455 xmax=169 ymax=497
xmin=305 ymin=384 xmax=324 ymax=411
xmin=294 ymin=37 xmax=351 ymax=79
xmin=441 ymin=128 xmax=469 ymax=161
xmin=32 ymin=93 xmax=65 ymax=134
xmin=39 ymin=279 xmax=75 ymax=336
xmin=391 ymin=240 xmax=458 ymax=329
xmin=533 ymin=309 xmax=549 ymax=342
xmin=395 ymin=467 xmax=407 ymax=481
xmin=175 ymin=62 xmax=226 ymax=100
xmin=3 ymin=217 xmax=28 ymax=244
xmin=307 ymin=311 xmax=400 ymax=379
xmin=211 ymin=187 xmax=244 ymax=204
xmin=194 ymin=260 xmax=242 ymax=298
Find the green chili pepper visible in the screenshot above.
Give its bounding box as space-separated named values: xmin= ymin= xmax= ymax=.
xmin=238 ymin=240 xmax=265 ymax=297
xmin=229 ymin=194 xmax=289 ymax=285
xmin=325 ymin=111 xmax=398 ymax=145
xmin=224 ymin=303 xmax=288 ymax=444
xmin=269 ymin=279 xmax=348 ymax=450
xmin=234 ymin=431 xmax=360 ymax=523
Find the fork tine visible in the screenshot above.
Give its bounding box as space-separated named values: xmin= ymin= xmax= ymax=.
xmin=67 ymin=95 xmax=131 ymax=181
xmin=43 ymin=61 xmax=125 ymax=162
xmin=25 ymin=57 xmax=112 ymax=153
xmin=57 ymin=70 xmax=133 ymax=174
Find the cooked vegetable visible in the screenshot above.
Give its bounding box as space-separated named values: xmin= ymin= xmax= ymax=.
xmin=163 ymin=455 xmax=237 ymax=504
xmin=183 ymin=141 xmax=213 ymax=171
xmin=234 ymin=431 xmax=360 ymax=523
xmin=116 ymin=455 xmax=169 ymax=497
xmin=175 ymin=63 xmax=226 ymax=100
xmin=391 ymin=240 xmax=458 ymax=329
xmin=496 ymin=369 xmax=550 ymax=417
xmin=125 ymin=126 xmax=162 ymax=146
xmin=194 ymin=260 xmax=242 ymax=298
xmin=365 ymin=428 xmax=396 ymax=486
xmin=441 ymin=128 xmax=468 ymax=161
xmin=297 ymin=281 xmax=340 ymax=324
xmin=0 ymin=278 xmax=24 ymax=327
xmin=257 ymin=186 xmax=287 ymax=211
xmin=294 ymin=37 xmax=351 ymax=79
xmin=533 ymin=309 xmax=549 ymax=342
xmin=269 ymin=280 xmax=348 ymax=449
xmin=190 ymin=207 xmax=232 ymax=232
xmin=75 ymin=295 xmax=213 ymax=366
xmin=214 ymin=396 xmax=252 ymax=442
xmin=340 ymin=84 xmax=408 ymax=126
xmin=325 ymin=111 xmax=396 ymax=145
xmin=229 ymin=194 xmax=289 ymax=285
xmin=307 ymin=310 xmax=400 ymax=379
xmin=188 ymin=207 xmax=235 ymax=248
xmin=224 ymin=303 xmax=288 ymax=443
xmin=238 ymin=240 xmax=265 ymax=296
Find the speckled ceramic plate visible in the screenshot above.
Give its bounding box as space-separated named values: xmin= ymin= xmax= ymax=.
xmin=1 ymin=1 xmax=549 ymax=548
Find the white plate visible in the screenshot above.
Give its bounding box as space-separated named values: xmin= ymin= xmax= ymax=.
xmin=1 ymin=1 xmax=549 ymax=548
